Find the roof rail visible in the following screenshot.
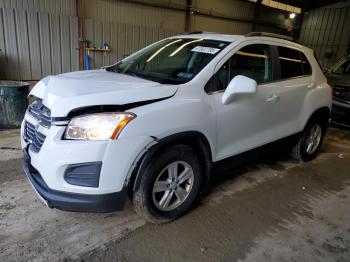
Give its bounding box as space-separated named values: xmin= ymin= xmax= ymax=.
xmin=246 ymin=32 xmax=294 ymax=42
xmin=187 ymin=31 xmax=218 ymax=35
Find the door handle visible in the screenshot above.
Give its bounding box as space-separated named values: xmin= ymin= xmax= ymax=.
xmin=266 ymin=94 xmax=280 ymax=103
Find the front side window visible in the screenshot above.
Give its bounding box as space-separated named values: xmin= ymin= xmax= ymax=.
xmin=277 ymin=46 xmax=312 ymax=79
xmin=107 ymin=38 xmax=229 ymax=84
xmin=205 ymin=44 xmax=272 ymax=93
xmin=333 ymin=57 xmax=350 ymax=74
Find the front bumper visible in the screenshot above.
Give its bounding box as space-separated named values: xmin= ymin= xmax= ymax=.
xmin=20 ymin=111 xmax=156 ymax=212
xmin=23 ymin=149 xmax=127 ymax=212
xmin=20 ymin=113 xmax=155 ymax=194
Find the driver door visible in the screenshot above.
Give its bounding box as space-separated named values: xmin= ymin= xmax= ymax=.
xmin=206 ymin=44 xmax=281 ymax=161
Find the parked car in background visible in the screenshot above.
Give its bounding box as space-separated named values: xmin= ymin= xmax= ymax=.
xmin=21 ymin=32 xmax=332 ymax=223
xmin=326 ymin=55 xmax=350 ymax=127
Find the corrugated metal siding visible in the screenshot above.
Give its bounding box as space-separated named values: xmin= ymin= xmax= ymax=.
xmin=0 ymin=0 xmax=76 ymax=16
xmin=84 ymin=18 xmax=182 ymax=69
xmin=190 ymin=0 xmax=254 ymax=34
xmin=83 ymin=0 xmax=186 ymax=31
xmin=255 ymin=24 xmax=281 ymax=34
xmin=0 ymin=8 xmax=79 ymax=80
xmin=0 ymin=0 xmax=306 ymax=80
xmin=299 ymin=7 xmax=350 ymax=69
xmin=191 ymin=15 xmax=252 ymax=35
xmin=0 ymin=8 xmax=5 ymax=80
xmin=258 ymin=5 xmax=296 ymax=29
xmin=193 ymin=0 xmax=254 ymax=19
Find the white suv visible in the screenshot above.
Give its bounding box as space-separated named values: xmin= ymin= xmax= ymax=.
xmin=21 ymin=32 xmax=332 ymax=223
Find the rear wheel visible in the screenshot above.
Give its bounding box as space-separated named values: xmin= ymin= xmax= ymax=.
xmin=290 ymin=117 xmax=327 ymax=161
xmin=133 ymin=144 xmax=202 ymax=223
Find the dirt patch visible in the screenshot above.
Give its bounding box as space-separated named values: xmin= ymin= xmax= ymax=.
xmin=80 ymin=129 xmax=350 ymax=262
xmin=0 ymin=158 xmax=23 ymax=184
xmin=1 ymin=128 xmax=350 ymax=262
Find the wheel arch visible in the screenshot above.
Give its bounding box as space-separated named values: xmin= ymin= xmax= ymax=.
xmin=304 ymin=106 xmax=331 ymax=130
xmin=129 ymin=131 xmax=213 ymax=194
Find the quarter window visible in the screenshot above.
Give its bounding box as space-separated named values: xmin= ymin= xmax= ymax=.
xmin=205 ymin=44 xmax=272 ymax=93
xmin=301 ymin=53 xmax=312 ymax=75
xmin=277 ymin=46 xmax=312 ymax=79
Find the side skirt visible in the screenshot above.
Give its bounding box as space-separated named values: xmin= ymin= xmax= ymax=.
xmin=211 ymin=132 xmax=302 ymax=174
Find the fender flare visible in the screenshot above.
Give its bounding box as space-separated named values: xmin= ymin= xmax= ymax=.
xmin=131 ymin=131 xmax=213 ymax=192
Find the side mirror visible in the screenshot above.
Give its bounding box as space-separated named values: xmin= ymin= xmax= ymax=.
xmin=222 ymin=75 xmax=257 ymax=105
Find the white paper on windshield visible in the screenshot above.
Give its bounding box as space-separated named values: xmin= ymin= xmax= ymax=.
xmin=191 ymin=46 xmax=220 ymax=55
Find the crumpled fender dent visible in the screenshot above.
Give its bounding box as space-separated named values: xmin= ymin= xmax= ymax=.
xmin=124 ymin=137 xmax=159 ymax=187
xmin=50 ymin=95 xmax=176 ymax=125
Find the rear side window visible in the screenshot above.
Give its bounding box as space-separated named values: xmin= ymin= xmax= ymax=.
xmin=277 ymin=46 xmax=312 ymax=79
xmin=205 ymin=44 xmax=272 ymax=93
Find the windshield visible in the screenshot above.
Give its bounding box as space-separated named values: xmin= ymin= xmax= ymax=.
xmin=332 ymin=57 xmax=350 ymax=75
xmin=107 ymin=38 xmax=229 ymax=84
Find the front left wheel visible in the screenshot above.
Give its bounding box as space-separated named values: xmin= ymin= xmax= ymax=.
xmin=133 ymin=144 xmax=202 ymax=223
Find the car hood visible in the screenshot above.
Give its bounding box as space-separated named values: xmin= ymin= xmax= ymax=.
xmin=326 ymin=73 xmax=350 ymax=87
xmin=30 ymin=70 xmax=178 ymax=117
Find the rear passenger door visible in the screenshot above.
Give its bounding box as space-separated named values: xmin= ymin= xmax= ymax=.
xmin=268 ymin=45 xmax=313 ymax=137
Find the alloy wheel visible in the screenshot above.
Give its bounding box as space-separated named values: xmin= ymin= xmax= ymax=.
xmin=152 ymin=161 xmax=194 ymax=211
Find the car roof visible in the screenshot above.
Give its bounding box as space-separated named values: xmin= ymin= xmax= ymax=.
xmin=171 ymin=32 xmax=312 ymax=53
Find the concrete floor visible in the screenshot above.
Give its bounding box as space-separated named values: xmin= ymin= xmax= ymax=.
xmin=0 ymin=127 xmax=349 ymax=262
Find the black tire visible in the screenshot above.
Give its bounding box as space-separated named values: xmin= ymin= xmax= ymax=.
xmin=133 ymin=144 xmax=202 ymax=223
xmin=290 ymin=116 xmax=327 ymax=161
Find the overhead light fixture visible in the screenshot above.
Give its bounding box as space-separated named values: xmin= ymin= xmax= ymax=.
xmin=289 ymin=13 xmax=296 ymax=19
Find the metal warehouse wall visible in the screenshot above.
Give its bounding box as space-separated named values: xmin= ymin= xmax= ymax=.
xmin=190 ymin=0 xmax=254 ymax=34
xmin=83 ymin=19 xmax=182 ymax=69
xmin=0 ymin=0 xmax=183 ymax=80
xmin=81 ymin=0 xmax=184 ymax=69
xmin=0 ymin=8 xmax=79 ymax=80
xmin=257 ymin=5 xmax=296 ymax=33
xmin=189 ymin=0 xmax=296 ymax=36
xmin=83 ymin=0 xmax=186 ymax=31
xmin=0 ymin=0 xmax=299 ymax=81
xmin=0 ymin=0 xmax=76 ymax=16
xmin=299 ymin=6 xmax=350 ymax=69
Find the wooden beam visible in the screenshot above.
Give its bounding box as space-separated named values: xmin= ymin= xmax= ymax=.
xmin=185 ymin=0 xmax=193 ymax=32
xmin=252 ymin=0 xmax=262 ymax=32
xmin=76 ymin=0 xmax=84 ymax=70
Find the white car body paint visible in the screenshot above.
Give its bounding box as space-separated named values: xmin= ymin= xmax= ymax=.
xmin=21 ymin=33 xmax=332 ymax=208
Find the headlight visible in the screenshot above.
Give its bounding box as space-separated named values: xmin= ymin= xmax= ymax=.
xmin=64 ymin=113 xmax=136 ymax=140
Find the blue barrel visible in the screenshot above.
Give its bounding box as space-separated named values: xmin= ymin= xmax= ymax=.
xmin=0 ymin=81 xmax=29 ymax=129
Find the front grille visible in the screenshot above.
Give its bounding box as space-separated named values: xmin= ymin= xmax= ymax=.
xmin=28 ymin=99 xmax=52 ymax=128
xmin=24 ymin=98 xmax=51 ymax=153
xmin=333 ymin=85 xmax=350 ymax=103
xmin=25 ymin=122 xmax=46 ymax=153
